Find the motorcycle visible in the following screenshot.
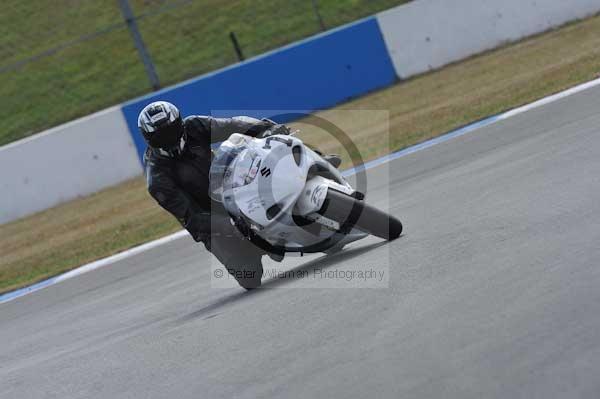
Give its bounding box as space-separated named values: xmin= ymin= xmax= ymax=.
xmin=209 ymin=133 xmax=402 ymax=260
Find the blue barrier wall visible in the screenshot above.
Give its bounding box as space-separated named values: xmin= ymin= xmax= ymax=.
xmin=121 ymin=17 xmax=396 ymax=162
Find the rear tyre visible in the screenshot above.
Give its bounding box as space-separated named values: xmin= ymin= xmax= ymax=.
xmin=319 ymin=190 xmax=403 ymax=240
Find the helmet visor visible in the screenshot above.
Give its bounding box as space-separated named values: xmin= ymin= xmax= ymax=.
xmin=147 ymin=119 xmax=183 ymax=150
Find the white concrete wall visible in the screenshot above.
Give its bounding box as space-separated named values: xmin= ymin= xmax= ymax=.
xmin=0 ymin=107 xmax=142 ymax=224
xmin=377 ymin=0 xmax=600 ymax=79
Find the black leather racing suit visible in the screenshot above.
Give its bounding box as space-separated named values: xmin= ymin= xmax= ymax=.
xmin=144 ymin=115 xmax=277 ymax=283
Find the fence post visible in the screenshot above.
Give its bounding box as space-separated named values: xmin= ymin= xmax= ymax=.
xmin=118 ymin=0 xmax=161 ymax=90
xmin=311 ymin=0 xmax=326 ymax=31
xmin=229 ymin=31 xmax=245 ymax=62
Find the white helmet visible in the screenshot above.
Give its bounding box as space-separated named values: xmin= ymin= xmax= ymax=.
xmin=138 ymin=101 xmax=183 ymax=152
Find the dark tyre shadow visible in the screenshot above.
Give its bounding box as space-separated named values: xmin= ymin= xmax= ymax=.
xmin=261 ymin=240 xmax=388 ymax=288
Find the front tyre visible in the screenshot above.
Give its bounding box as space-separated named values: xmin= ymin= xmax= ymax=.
xmin=318 ymin=190 xmax=403 ymax=240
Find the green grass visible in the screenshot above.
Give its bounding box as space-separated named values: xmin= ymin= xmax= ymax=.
xmin=2 ymin=13 xmax=600 ymax=295
xmin=0 ymin=0 xmax=410 ymax=145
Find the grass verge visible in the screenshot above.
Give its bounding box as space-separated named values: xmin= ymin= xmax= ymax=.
xmin=1 ymin=14 xmax=600 ymax=294
xmin=0 ymin=0 xmax=410 ymax=145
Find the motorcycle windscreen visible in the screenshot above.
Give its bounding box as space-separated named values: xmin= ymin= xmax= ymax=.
xmin=209 ymin=139 xmax=260 ymax=204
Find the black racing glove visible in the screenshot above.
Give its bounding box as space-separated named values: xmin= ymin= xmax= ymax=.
xmin=260 ymin=118 xmax=291 ymax=137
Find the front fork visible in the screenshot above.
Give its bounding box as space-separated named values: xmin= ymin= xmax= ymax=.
xmin=294 ymin=176 xmax=354 ymax=219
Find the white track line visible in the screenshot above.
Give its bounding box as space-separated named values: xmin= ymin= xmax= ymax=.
xmin=2 ymin=77 xmax=600 ymax=305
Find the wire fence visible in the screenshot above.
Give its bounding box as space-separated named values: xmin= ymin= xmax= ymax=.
xmin=0 ymin=0 xmax=410 ymax=145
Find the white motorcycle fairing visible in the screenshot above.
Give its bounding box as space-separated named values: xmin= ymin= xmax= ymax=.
xmin=209 ymin=133 xmax=368 ymax=253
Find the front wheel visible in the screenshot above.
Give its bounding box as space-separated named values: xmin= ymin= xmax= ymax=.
xmin=318 ymin=190 xmax=403 ymax=240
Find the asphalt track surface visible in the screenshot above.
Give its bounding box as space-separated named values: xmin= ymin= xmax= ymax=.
xmin=2 ymin=86 xmax=600 ymax=399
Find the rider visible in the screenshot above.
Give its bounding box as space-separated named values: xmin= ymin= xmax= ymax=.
xmin=138 ymin=101 xmax=341 ymax=289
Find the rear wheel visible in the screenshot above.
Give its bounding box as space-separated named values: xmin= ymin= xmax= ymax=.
xmin=318 ymin=190 xmax=402 ymax=240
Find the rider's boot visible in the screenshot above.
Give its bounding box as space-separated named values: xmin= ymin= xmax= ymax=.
xmin=268 ymin=251 xmax=285 ymax=263
xmin=323 ymin=154 xmax=342 ymax=169
xmin=312 ymin=148 xmax=341 ymax=169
